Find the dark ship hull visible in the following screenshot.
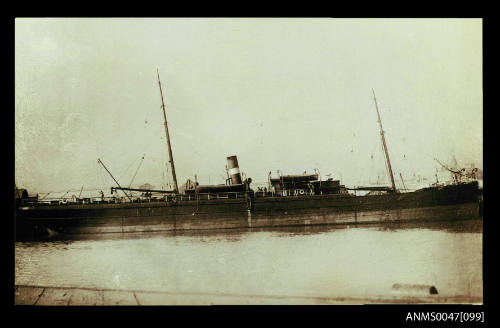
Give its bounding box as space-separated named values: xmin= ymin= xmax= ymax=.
xmin=15 ymin=83 xmax=482 ymax=239
xmin=15 ymin=181 xmax=481 ymax=239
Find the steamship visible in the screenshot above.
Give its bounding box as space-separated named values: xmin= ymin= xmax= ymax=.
xmin=15 ymin=75 xmax=482 ymax=239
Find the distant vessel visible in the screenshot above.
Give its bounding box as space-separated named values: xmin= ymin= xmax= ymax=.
xmin=15 ymin=77 xmax=482 ymax=239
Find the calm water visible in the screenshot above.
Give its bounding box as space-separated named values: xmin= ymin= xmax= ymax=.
xmin=15 ymin=220 xmax=483 ymax=300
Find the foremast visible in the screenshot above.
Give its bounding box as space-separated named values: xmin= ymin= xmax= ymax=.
xmin=157 ymin=69 xmax=179 ymax=193
xmin=372 ymin=89 xmax=397 ymax=193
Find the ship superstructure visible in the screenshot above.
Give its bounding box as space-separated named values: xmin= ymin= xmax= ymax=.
xmin=15 ymin=77 xmax=482 ymax=239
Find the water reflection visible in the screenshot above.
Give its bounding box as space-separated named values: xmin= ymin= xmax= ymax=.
xmin=369 ymin=219 xmax=482 ymax=234
xmin=15 ymin=219 xmax=483 ymax=301
xmin=22 ymin=218 xmax=482 ymax=243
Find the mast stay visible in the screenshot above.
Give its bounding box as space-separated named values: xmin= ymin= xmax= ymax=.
xmin=157 ymin=69 xmax=179 ymax=193
xmin=372 ymin=89 xmax=397 ymax=193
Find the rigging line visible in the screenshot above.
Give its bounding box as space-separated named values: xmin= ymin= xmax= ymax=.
xmin=73 ymin=167 xmax=98 ymax=192
xmin=378 ymin=139 xmax=390 ymax=185
xmin=119 ymin=155 xmax=141 ymax=182
xmin=383 ymin=130 xmax=437 ymax=162
xmin=60 ymin=190 xmax=71 ymax=199
xmin=434 ymin=157 xmax=467 ymax=176
xmin=163 ymin=157 xmax=172 ymax=189
xmin=399 ymin=173 xmax=408 ymax=191
xmin=162 ymin=170 xmax=165 ymax=191
xmin=157 ymin=70 xmax=179 ymax=193
xmin=128 ymin=154 xmax=146 ymax=188
xmin=97 ymin=158 xmax=133 ymax=202
xmin=44 ymin=187 xmax=115 ymax=195
xmin=376 ymin=131 xmax=445 ymax=180
xmin=40 ymin=192 xmax=50 ymax=200
xmin=96 ymin=161 xmax=104 ymax=190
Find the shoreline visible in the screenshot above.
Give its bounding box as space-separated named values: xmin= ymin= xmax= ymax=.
xmin=14 ymin=285 xmax=483 ymax=306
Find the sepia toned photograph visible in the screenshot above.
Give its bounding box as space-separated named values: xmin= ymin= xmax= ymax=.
xmin=15 ymin=18 xmax=483 ymax=306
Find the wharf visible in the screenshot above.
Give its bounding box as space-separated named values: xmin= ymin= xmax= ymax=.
xmin=14 ymin=285 xmax=482 ymax=305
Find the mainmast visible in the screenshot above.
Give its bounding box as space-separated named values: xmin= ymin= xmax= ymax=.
xmin=372 ymin=89 xmax=397 ymax=193
xmin=157 ymin=69 xmax=179 ymax=193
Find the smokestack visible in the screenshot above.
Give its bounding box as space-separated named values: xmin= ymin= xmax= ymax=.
xmin=226 ymin=155 xmax=242 ymax=185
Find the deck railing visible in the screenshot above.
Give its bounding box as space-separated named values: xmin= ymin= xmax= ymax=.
xmin=19 ymin=191 xmax=251 ymax=206
xmin=18 ymin=188 xmax=356 ymax=207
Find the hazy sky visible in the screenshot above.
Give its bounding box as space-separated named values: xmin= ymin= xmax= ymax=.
xmin=15 ymin=18 xmax=482 ymax=194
